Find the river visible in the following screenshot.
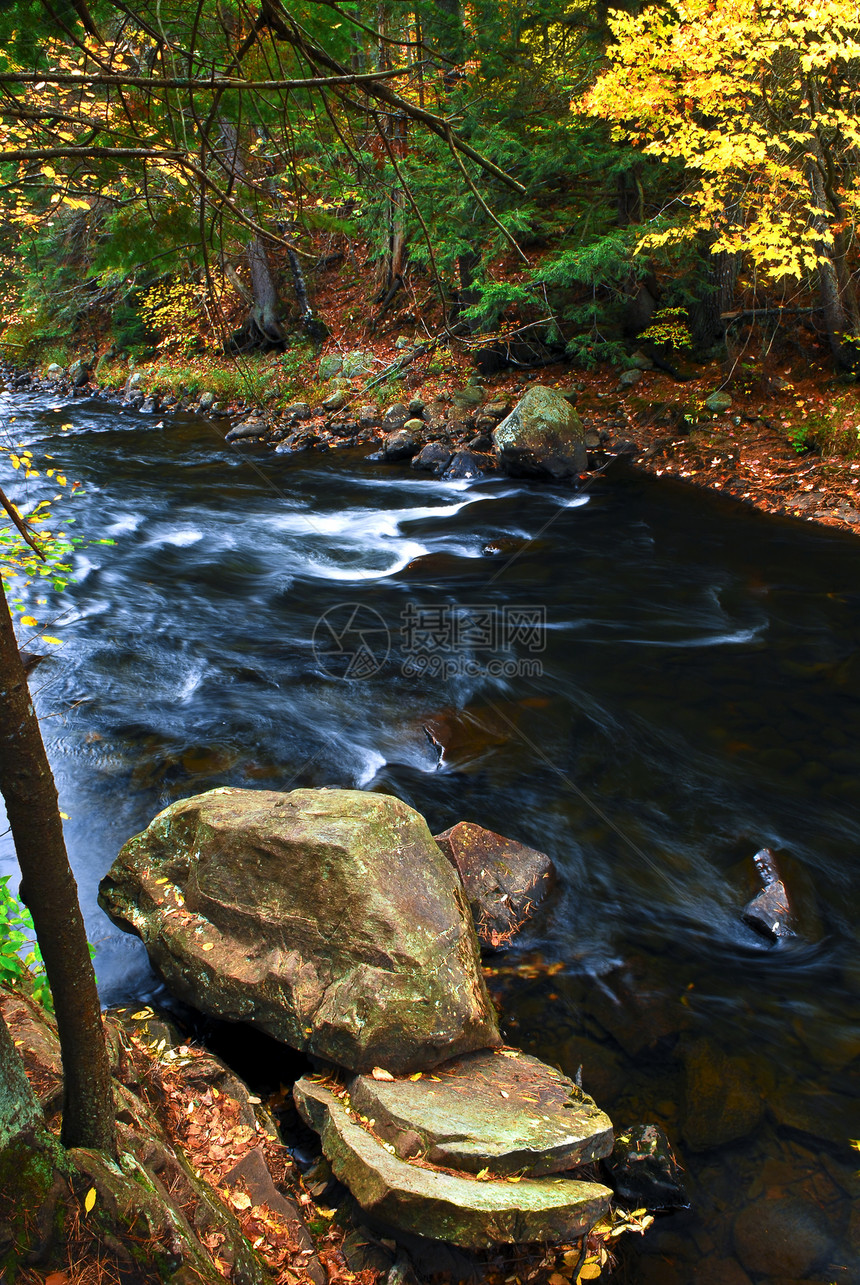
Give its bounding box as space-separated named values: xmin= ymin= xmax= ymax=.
xmin=1 ymin=389 xmax=858 ymax=1283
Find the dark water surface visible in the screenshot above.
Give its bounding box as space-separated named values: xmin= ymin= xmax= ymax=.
xmin=2 ymin=392 xmax=859 ymax=1283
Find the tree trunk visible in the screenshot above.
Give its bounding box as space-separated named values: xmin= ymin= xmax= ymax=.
xmin=219 ymin=119 xmax=288 ymax=349
xmin=690 ymin=241 xmax=740 ymax=355
xmin=807 ymin=160 xmax=858 ymax=370
xmin=0 ymin=579 xmax=115 ymax=1155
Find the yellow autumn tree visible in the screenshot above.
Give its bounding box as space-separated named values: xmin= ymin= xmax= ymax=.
xmin=584 ymin=0 xmax=860 ymax=365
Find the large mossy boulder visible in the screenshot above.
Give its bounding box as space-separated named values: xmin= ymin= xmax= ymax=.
xmin=492 ymin=385 xmax=587 ymax=480
xmin=98 ymin=788 xmax=500 ymax=1074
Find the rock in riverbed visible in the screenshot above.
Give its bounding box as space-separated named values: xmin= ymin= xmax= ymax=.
xmin=346 ymin=1048 xmax=613 ymax=1175
xmin=294 ymin=1075 xmax=611 ymax=1247
xmin=434 ymin=822 xmax=555 ymax=948
xmin=493 ymin=385 xmax=587 ymax=481
xmin=742 ymin=847 xmax=795 ymax=941
xmin=99 ymin=787 xmax=500 ymax=1074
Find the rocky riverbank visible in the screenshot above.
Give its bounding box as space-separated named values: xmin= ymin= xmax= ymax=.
xmin=6 ymin=347 xmax=860 ymax=538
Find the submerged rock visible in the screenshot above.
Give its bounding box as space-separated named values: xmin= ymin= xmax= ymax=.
xmin=493 ymin=385 xmax=587 ymax=481
xmin=681 ymin=1037 xmax=763 ymax=1151
xmin=733 ymin=1196 xmax=833 ymax=1279
xmin=294 ymin=1077 xmax=611 ymax=1247
xmin=604 ymin=1123 xmax=687 ymax=1211
xmin=347 ymin=1048 xmax=612 ymax=1175
xmin=434 ymin=822 xmax=555 ymax=949
xmin=99 ymin=787 xmax=500 ymax=1074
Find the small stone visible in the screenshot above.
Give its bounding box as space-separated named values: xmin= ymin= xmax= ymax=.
xmin=468 ymin=433 xmax=493 ymax=453
xmin=630 ymin=350 xmax=655 ymax=370
xmin=275 ymin=432 xmax=313 ymax=454
xmin=705 ymin=391 xmax=733 ymax=412
xmin=318 ymin=353 xmax=343 ymax=380
xmin=483 ymin=401 xmax=511 ymax=419
xmin=225 ymin=417 xmax=266 ymax=442
xmin=743 ymin=881 xmax=794 ymax=940
xmin=442 ymin=450 xmax=495 ymax=481
xmin=383 ymin=428 xmax=418 ymax=461
xmin=618 ymin=369 xmax=643 ymax=388
xmin=452 ymin=386 xmax=484 ymax=409
xmin=68 ymin=358 xmax=90 ymax=387
xmin=395 ymin=336 xmax=413 ymax=350
xmin=342 ymin=351 xmax=375 ymax=378
xmin=126 ymin=371 xmax=144 ymax=392
xmin=604 ymin=1123 xmax=687 ymax=1211
xmin=403 ymin=417 xmax=424 ymax=433
xmin=322 ymin=390 xmax=346 ymax=412
xmin=285 ymin=402 xmax=311 ymax=420
xmin=140 ymin=396 xmax=159 ymax=414
xmin=411 ymin=442 xmax=452 ymax=475
xmin=408 ymin=399 xmax=425 ymax=415
xmin=358 ymin=404 xmax=379 ymax=426
xmin=383 ymin=402 xmax=410 ymax=426
xmin=197 ymin=390 xmax=216 ymax=411
xmin=434 ymin=822 xmax=555 ymax=949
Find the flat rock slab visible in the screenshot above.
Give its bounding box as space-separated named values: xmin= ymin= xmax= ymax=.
xmin=294 ymin=1079 xmax=611 ymax=1248
xmin=99 ymin=787 xmax=499 ymax=1074
xmin=434 ymin=822 xmax=555 ymax=949
xmin=348 ymin=1049 xmax=612 ymax=1176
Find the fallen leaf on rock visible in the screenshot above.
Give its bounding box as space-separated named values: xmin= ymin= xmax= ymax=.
xmin=371 ymin=1067 xmax=395 ymax=1081
xmin=230 ymin=1190 xmax=252 ymax=1210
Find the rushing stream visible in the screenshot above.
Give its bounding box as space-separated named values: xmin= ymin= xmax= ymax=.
xmin=2 ymin=389 xmax=859 ymax=1283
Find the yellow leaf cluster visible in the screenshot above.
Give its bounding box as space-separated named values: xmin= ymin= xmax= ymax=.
xmin=583 ymin=0 xmax=860 ymax=282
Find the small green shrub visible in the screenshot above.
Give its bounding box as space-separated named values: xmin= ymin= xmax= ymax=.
xmin=0 ymin=876 xmax=51 ymax=1009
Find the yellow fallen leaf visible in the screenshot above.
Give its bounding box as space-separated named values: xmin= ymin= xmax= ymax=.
xmin=230 ymin=1191 xmax=251 ymax=1210
xmin=506 ymin=1175 xmax=522 ymax=1183
xmin=409 ymin=1072 xmax=422 ymax=1081
xmin=202 ymin=942 xmax=214 ymax=951
xmin=476 ymin=1167 xmax=489 ymax=1179
xmin=41 ymin=636 xmax=63 ymax=645
xmin=578 ymin=1265 xmax=602 ymax=1281
xmin=371 ymin=1067 xmax=395 ymax=1081
xmin=131 ymin=1008 xmax=153 ymax=1020
xmin=59 ymin=812 xmax=70 ymax=820
xmin=316 ymin=1208 xmax=335 ymax=1219
xmin=84 ymin=1187 xmax=96 ymax=1213
xmin=19 ymin=615 xmax=37 ymax=627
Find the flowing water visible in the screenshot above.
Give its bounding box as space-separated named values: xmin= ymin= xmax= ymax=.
xmin=2 ymin=389 xmax=859 ymax=1283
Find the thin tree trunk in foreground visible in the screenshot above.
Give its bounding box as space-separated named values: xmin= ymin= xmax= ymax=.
xmin=0 ymin=579 xmax=115 ymax=1155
